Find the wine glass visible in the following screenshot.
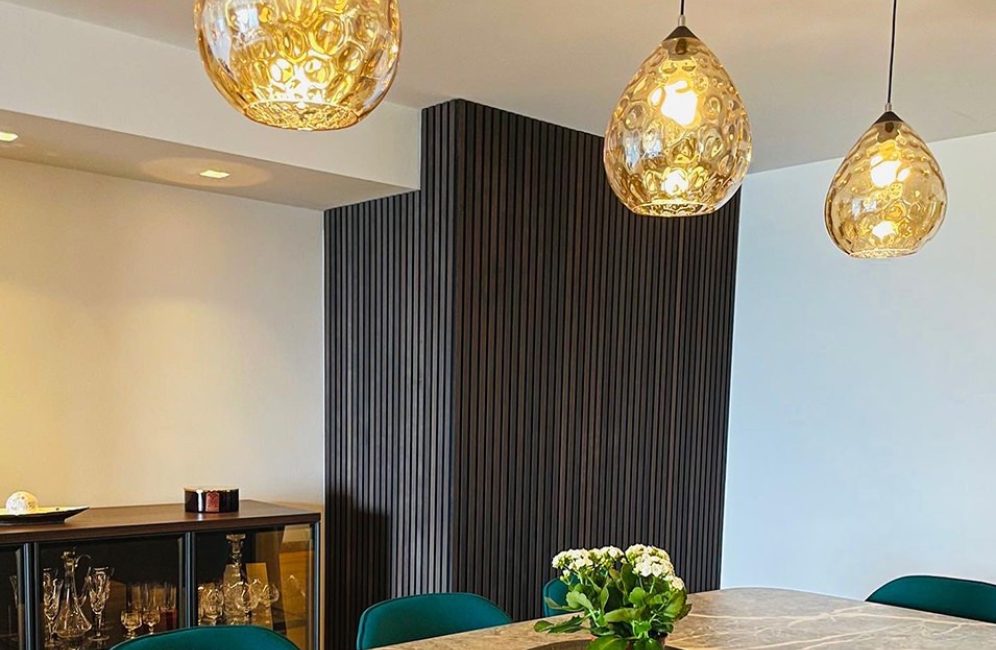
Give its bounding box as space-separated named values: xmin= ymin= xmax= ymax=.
xmin=41 ymin=570 xmax=62 ymax=648
xmin=139 ymin=583 xmax=163 ymax=634
xmin=142 ymin=607 xmax=161 ymax=635
xmin=120 ymin=610 xmax=142 ymax=639
xmin=160 ymin=582 xmax=177 ymax=630
xmin=127 ymin=583 xmax=145 ymax=614
xmin=87 ymin=567 xmax=113 ymax=642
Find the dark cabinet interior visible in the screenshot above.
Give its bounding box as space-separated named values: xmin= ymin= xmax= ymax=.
xmin=0 ymin=501 xmax=318 ymax=650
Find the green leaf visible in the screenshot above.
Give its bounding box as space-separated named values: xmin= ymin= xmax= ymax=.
xmin=663 ymin=590 xmax=687 ymax=619
xmin=567 ymin=590 xmax=594 ymax=611
xmin=587 ymin=637 xmax=630 ymax=650
xmin=599 ymin=586 xmax=610 ymax=608
xmin=632 ymin=639 xmax=663 ymax=650
xmin=621 ymin=564 xmax=636 ymax=591
xmin=603 ymin=607 xmax=637 ymax=623
xmin=535 ymin=615 xmax=586 ymax=635
xmin=632 ymin=620 xmax=652 ymax=637
xmin=628 ymin=587 xmax=647 ymax=606
xmin=544 ymin=616 xmax=585 ymax=635
xmin=544 ymin=596 xmax=567 ymax=611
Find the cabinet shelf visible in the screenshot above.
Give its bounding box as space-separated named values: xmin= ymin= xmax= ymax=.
xmin=0 ymin=501 xmax=320 ymax=650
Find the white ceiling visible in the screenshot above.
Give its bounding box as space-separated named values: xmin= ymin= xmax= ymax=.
xmin=0 ymin=111 xmax=402 ymax=210
xmin=4 ymin=0 xmax=996 ymax=172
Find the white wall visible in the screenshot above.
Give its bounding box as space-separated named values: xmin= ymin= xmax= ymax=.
xmin=0 ymin=158 xmax=324 ymax=509
xmin=723 ymin=129 xmax=996 ymax=599
xmin=0 ymin=1 xmax=421 ymax=190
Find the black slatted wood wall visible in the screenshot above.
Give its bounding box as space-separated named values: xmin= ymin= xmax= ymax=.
xmin=325 ymin=100 xmax=739 ymax=648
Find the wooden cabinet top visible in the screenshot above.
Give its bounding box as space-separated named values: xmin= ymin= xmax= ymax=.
xmin=0 ymin=500 xmax=320 ymax=545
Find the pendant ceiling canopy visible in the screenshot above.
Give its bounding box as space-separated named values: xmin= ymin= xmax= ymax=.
xmin=194 ymin=0 xmax=401 ymax=131
xmin=603 ymin=1 xmax=752 ymax=218
xmin=825 ymin=0 xmax=947 ymax=258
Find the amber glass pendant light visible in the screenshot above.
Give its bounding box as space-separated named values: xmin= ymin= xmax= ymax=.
xmin=825 ymin=0 xmax=947 ymax=258
xmin=604 ymin=0 xmax=752 ymax=217
xmin=194 ymin=0 xmax=401 ymax=131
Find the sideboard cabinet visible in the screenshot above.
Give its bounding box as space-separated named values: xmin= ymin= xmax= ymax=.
xmin=0 ymin=501 xmax=319 ymax=650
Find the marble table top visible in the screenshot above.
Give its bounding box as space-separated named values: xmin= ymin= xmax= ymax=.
xmin=378 ymin=588 xmax=996 ymax=649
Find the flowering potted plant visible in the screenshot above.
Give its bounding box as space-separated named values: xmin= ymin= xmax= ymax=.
xmin=535 ymin=545 xmax=690 ymax=650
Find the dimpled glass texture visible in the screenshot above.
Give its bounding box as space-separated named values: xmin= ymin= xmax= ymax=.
xmin=604 ymin=26 xmax=752 ymax=217
xmin=826 ymin=113 xmax=947 ymax=258
xmin=195 ymin=0 xmax=401 ymax=131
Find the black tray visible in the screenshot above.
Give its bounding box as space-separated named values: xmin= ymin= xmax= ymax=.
xmin=0 ymin=506 xmax=89 ymax=525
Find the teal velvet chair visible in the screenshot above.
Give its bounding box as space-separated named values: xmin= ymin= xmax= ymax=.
xmin=356 ymin=593 xmax=511 ymax=649
xmin=867 ymin=575 xmax=996 ymax=623
xmin=543 ymin=578 xmax=569 ymax=617
xmin=112 ymin=626 xmax=298 ymax=650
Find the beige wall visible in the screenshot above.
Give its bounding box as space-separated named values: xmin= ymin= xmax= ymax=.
xmin=0 ymin=158 xmax=324 ymax=509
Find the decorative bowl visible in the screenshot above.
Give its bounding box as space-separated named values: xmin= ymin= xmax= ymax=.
xmin=0 ymin=506 xmax=89 ymax=525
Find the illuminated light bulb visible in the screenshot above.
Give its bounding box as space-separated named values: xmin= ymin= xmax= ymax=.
xmin=660 ymin=79 xmax=698 ymax=127
xmin=825 ymin=112 xmax=947 ymax=258
xmin=194 ymin=0 xmax=401 ymax=131
xmin=663 ymin=169 xmax=690 ymax=196
xmin=870 ymin=159 xmax=902 ymax=188
xmin=0 ymin=131 xmax=18 ymax=142
xmin=200 ymin=169 xmax=231 ymax=180
xmin=604 ymin=23 xmax=752 ymax=217
xmin=871 ymin=220 xmax=897 ymax=239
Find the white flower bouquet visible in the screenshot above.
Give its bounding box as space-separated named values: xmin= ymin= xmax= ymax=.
xmin=535 ymin=545 xmax=690 ymax=650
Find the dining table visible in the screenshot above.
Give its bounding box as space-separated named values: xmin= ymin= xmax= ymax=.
xmin=376 ymin=587 xmax=996 ymax=649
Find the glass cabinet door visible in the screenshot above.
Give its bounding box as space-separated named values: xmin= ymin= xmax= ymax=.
xmin=0 ymin=547 xmax=24 ymax=650
xmin=194 ymin=525 xmax=315 ymax=650
xmin=38 ymin=536 xmax=183 ymax=649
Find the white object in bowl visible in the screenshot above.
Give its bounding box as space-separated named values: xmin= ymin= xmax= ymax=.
xmin=5 ymin=491 xmax=39 ymax=515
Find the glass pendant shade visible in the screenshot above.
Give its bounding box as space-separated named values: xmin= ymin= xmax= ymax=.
xmin=194 ymin=0 xmax=401 ymax=131
xmin=604 ymin=26 xmax=752 ymax=217
xmin=825 ymin=112 xmax=947 ymax=258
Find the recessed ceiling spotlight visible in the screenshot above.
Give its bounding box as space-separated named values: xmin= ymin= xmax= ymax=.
xmin=199 ymin=169 xmax=230 ymax=179
xmin=0 ymin=131 xmax=19 ymax=143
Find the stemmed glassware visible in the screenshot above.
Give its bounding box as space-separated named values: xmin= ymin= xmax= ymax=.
xmin=86 ymin=567 xmax=113 ymax=642
xmin=142 ymin=607 xmax=161 ymax=635
xmin=41 ymin=569 xmax=62 ymax=649
xmin=120 ymin=610 xmax=142 ymax=639
xmin=141 ymin=583 xmax=163 ymax=634
xmin=160 ymin=583 xmax=177 ymax=630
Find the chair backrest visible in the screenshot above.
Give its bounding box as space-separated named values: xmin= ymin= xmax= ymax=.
xmin=356 ymin=592 xmax=511 ymax=650
xmin=867 ymin=575 xmax=996 ymax=623
xmin=543 ymin=578 xmax=569 ymax=617
xmin=111 ymin=626 xmax=299 ymax=650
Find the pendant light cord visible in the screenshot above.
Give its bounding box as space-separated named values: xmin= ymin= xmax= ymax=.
xmin=886 ymin=0 xmax=898 ymax=109
xmin=678 ymin=0 xmax=686 ymax=26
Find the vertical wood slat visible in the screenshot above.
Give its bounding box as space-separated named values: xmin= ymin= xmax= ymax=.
xmin=325 ymin=99 xmax=739 ymax=646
